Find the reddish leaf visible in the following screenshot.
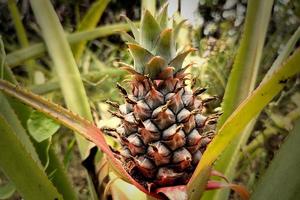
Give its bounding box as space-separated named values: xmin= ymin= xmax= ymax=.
xmin=156 ymin=185 xmax=188 ymax=200
xmin=206 ymin=181 xmax=249 ymax=200
xmin=210 ymin=170 xmax=229 ymax=183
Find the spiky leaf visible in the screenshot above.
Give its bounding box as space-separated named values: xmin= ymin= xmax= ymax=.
xmin=128 ymin=43 xmax=154 ymax=73
xmin=145 ymin=56 xmax=167 ymax=79
xmin=154 ymin=29 xmax=175 ymax=62
xmin=173 ymin=20 xmax=187 ymax=41
xmin=140 ymin=10 xmax=161 ymax=51
xmin=156 ymin=3 xmax=168 ymax=29
xmin=123 ymin=16 xmax=140 ymax=42
xmin=169 ymin=48 xmax=196 ymax=71
xmin=120 ymin=32 xmax=137 ymax=44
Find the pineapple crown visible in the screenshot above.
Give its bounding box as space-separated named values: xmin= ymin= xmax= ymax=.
xmin=122 ymin=4 xmax=195 ymax=79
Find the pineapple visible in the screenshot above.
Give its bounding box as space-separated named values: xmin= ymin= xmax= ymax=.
xmin=105 ymin=6 xmax=218 ymax=191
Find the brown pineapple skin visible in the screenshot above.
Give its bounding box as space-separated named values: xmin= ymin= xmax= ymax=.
xmin=114 ymin=73 xmax=214 ymax=190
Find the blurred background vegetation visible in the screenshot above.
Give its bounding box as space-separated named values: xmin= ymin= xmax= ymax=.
xmin=0 ymin=0 xmax=299 ymax=199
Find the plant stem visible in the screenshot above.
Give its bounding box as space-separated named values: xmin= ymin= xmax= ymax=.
xmin=6 ymin=22 xmax=136 ymax=67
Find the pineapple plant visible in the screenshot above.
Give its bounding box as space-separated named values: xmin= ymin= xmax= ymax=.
xmin=104 ymin=5 xmax=219 ymax=191
xmin=1 ymin=0 xmax=299 ymax=199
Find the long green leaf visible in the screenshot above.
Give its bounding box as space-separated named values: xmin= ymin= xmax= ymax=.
xmin=29 ymin=0 xmax=93 ymax=160
xmin=202 ymin=1 xmax=274 ymax=199
xmin=187 ymin=48 xmax=300 ymax=199
xmin=28 ymin=0 xmax=99 ymax=198
xmin=263 ymin=26 xmax=300 ymax=82
xmin=0 ymin=41 xmax=41 ymax=163
xmin=218 ymin=0 xmax=274 ymax=127
xmin=7 ymin=22 xmax=136 ymax=67
xmin=72 ymin=0 xmax=110 ymax=62
xmin=46 ymin=147 xmax=79 ymax=200
xmin=0 ymin=116 xmax=63 ymax=200
xmin=0 ymin=93 xmax=41 ymax=165
xmin=251 ymin=119 xmax=300 ymax=200
xmin=1 ymin=39 xmax=78 ymax=200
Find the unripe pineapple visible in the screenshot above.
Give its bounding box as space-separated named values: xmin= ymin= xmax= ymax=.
xmin=105 ymin=5 xmax=218 ymax=191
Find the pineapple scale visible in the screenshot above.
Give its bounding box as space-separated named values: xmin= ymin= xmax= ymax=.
xmin=113 ymin=75 xmax=215 ymax=190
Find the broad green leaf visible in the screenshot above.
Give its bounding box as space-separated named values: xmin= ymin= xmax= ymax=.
xmin=203 ymin=1 xmax=274 ymax=199
xmin=0 ymin=116 xmax=63 ymax=200
xmin=188 ymin=48 xmax=300 ymax=199
xmin=7 ymin=22 xmax=136 ymax=67
xmin=72 ymin=0 xmax=110 ymax=61
xmin=251 ymin=119 xmax=300 ymax=200
xmin=109 ymin=172 xmax=147 ymax=200
xmin=27 ymin=110 xmax=60 ymax=142
xmin=0 ymin=182 xmax=15 ymax=200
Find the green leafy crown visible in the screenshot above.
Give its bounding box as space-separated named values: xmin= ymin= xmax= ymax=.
xmin=122 ymin=4 xmax=195 ymax=79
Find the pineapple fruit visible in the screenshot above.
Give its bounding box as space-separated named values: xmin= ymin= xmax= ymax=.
xmin=105 ymin=6 xmax=218 ymax=191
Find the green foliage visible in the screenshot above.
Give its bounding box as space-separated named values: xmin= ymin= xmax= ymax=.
xmin=0 ymin=182 xmax=15 ymax=200
xmin=0 ymin=1 xmax=300 ymax=200
xmin=188 ymin=48 xmax=300 ymax=199
xmin=141 ymin=10 xmax=161 ymax=50
xmin=203 ymin=1 xmax=274 ymax=199
xmin=251 ymin=119 xmax=300 ymax=200
xmin=29 ymin=0 xmax=93 ymax=158
xmin=72 ymin=0 xmax=110 ymax=62
xmin=0 ymin=116 xmax=63 ymax=200
xmin=6 ymin=22 xmax=134 ymax=67
xmin=27 ymin=110 xmax=60 ymax=142
xmin=0 ymin=93 xmax=40 ymax=165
